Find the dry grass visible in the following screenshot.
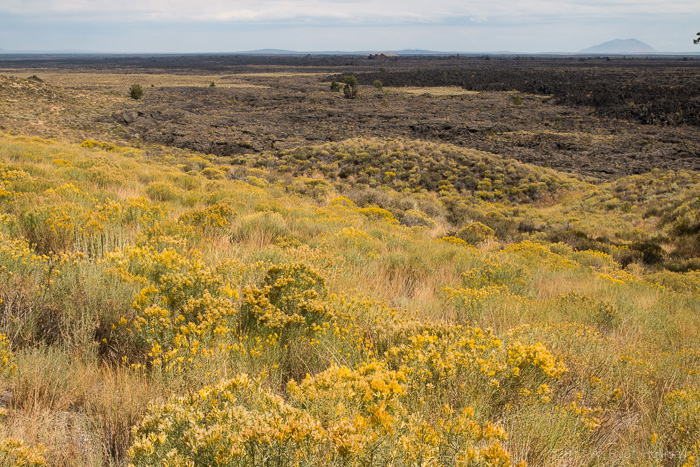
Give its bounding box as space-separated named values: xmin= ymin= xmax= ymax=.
xmin=0 ymin=94 xmax=698 ymax=466
xmin=0 ymin=72 xmax=269 ymax=91
xmin=233 ymin=72 xmax=326 ymax=78
xmin=386 ymin=86 xmax=479 ymax=96
xmin=3 ymin=348 xmax=157 ymax=466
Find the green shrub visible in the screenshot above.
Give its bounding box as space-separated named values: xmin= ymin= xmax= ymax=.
xmin=456 ymin=222 xmax=494 ymax=245
xmin=129 ymin=376 xmax=325 ymax=467
xmin=144 ymin=181 xmax=180 ymax=202
xmin=630 ymin=241 xmax=665 ymax=265
xmin=178 ymin=204 xmax=236 ymax=234
xmin=241 ymin=263 xmax=329 ymax=333
xmin=657 ymin=388 xmax=700 ymax=461
xmin=399 ymin=209 xmax=436 ymax=228
xmin=129 ymin=84 xmax=143 ymax=100
xmin=80 ymin=140 xmax=101 ymax=149
xmin=483 ymin=211 xmax=518 ymax=240
xmin=342 ymin=76 xmax=358 ymax=99
xmin=200 ymin=167 xmax=225 ymax=180
xmin=549 ymin=229 xmax=610 ymax=253
xmin=230 ymin=211 xmax=290 ymax=245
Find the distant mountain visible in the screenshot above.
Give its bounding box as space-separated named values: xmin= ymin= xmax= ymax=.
xmin=579 ymin=39 xmax=657 ymax=54
xmin=238 ymin=49 xmax=300 ymax=55
xmin=237 ymin=49 xmax=455 ymax=56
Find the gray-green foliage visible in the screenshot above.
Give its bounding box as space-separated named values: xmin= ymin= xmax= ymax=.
xmin=129 ymin=84 xmax=143 ymax=100
xmin=342 ymin=76 xmax=358 ymax=99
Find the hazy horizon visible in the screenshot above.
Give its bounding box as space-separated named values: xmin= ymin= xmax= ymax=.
xmin=1 ymin=0 xmax=699 ymax=54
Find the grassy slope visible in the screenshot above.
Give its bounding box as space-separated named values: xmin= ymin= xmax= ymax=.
xmin=0 ymin=134 xmax=698 ymax=466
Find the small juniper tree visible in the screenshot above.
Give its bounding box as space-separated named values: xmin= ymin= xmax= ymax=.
xmin=330 ymin=81 xmax=341 ymax=92
xmin=129 ymin=84 xmax=143 ymax=100
xmin=342 ymin=76 xmax=358 ymax=99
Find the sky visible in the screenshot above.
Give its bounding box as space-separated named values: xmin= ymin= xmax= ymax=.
xmin=0 ymin=0 xmax=699 ymax=54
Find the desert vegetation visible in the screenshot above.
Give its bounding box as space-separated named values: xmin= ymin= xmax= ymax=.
xmin=0 ymin=55 xmax=698 ymax=466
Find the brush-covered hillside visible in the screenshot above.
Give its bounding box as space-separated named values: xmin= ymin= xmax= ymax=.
xmin=0 ymin=133 xmax=698 ymax=467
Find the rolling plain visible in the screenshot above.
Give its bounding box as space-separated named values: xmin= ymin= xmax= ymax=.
xmin=0 ymin=54 xmax=699 ymax=466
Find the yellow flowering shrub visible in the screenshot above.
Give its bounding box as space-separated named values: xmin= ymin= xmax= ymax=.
xmin=288 ymin=361 xmax=406 ymax=462
xmin=386 ymin=328 xmax=503 ymax=396
xmin=288 ymin=360 xmax=518 ymax=466
xmin=134 ymin=291 xmax=241 ymax=372
xmin=505 ymin=341 xmax=567 ymax=380
xmin=129 ymin=375 xmax=325 ymax=467
xmin=0 ymin=438 xmax=46 ymax=467
xmin=9 ymin=187 xmax=166 ymax=256
xmin=0 ymin=165 xmax=38 ymax=202
xmin=386 ymin=327 xmax=566 ymax=413
xmin=438 ymin=236 xmax=472 ymax=247
xmin=4 ymin=133 xmax=700 ymax=467
xmin=178 ymin=203 xmax=236 ymax=235
xmin=131 ymin=369 xmax=518 ymax=467
xmin=106 ymin=244 xmax=243 ymax=369
xmin=80 ymin=139 xmax=116 ymax=150
xmin=553 ymin=292 xmax=621 ymax=331
xmin=501 ymin=241 xmax=577 ymax=271
xmin=113 ymin=197 xmax=169 ymax=230
xmin=0 ymin=234 xmax=51 ymax=279
xmin=0 ymin=333 xmax=17 ymax=377
xmin=572 ymin=249 xmax=618 ymax=269
xmin=326 ymin=292 xmax=427 ymax=358
xmin=657 ymin=387 xmax=700 ymax=462
xmin=399 ymin=407 xmax=515 ymax=467
xmin=443 ymin=285 xmax=521 ymax=323
xmin=358 ymin=205 xmax=399 ymax=224
xmin=647 ymin=270 xmax=700 ymax=294
xmin=15 ymin=203 xmax=79 ymax=254
xmin=505 ymin=323 xmax=613 ymax=401
xmin=106 ymin=245 xmax=202 ymax=287
xmin=456 ymin=222 xmax=495 ymax=245
xmin=461 ymin=258 xmax=532 ymax=296
xmin=241 ymin=263 xmax=331 ymax=332
xmin=144 ymin=181 xmax=181 ymax=202
xmin=333 ymin=226 xmax=375 ymax=252
xmin=329 ymin=196 xmax=356 ymax=208
xmin=554 ymin=398 xmax=603 ymax=432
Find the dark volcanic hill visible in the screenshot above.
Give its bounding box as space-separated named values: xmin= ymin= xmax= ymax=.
xmin=580 ymin=38 xmax=657 ymax=54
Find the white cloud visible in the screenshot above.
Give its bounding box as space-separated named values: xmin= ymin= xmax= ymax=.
xmin=3 ymin=0 xmax=700 ymax=24
xmin=2 ymin=0 xmax=698 ymax=53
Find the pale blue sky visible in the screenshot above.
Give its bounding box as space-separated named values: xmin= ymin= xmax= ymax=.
xmin=0 ymin=0 xmax=698 ymax=53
